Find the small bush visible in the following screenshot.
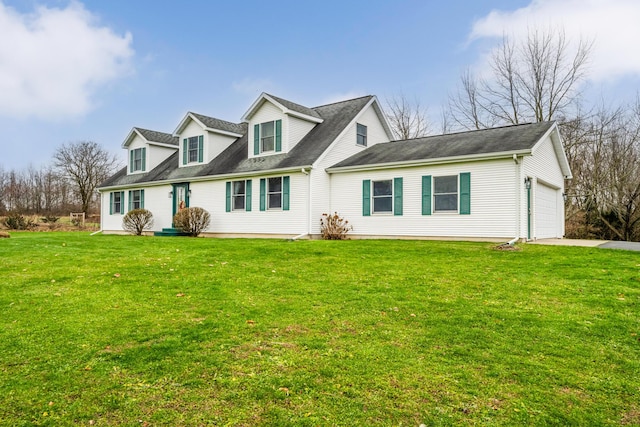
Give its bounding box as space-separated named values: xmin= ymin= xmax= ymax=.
xmin=320 ymin=212 xmax=353 ymax=240
xmin=3 ymin=213 xmax=37 ymax=230
xmin=122 ymin=209 xmax=154 ymax=236
xmin=173 ymin=207 xmax=211 ymax=237
xmin=41 ymin=215 xmax=60 ymax=224
xmin=0 ymin=231 xmax=9 ymax=238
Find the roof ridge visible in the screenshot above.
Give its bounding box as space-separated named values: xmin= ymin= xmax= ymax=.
xmin=312 ymin=95 xmax=373 ymax=110
xmin=134 ymin=127 xmax=173 ymax=135
xmin=189 ymin=111 xmax=243 ymax=127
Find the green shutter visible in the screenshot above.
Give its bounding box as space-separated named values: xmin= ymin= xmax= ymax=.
xmin=460 ymin=172 xmax=471 ymax=215
xmin=141 ymin=148 xmax=146 ymax=172
xmin=422 ymin=175 xmax=432 ymax=215
xmin=128 ymin=191 xmax=132 ymax=212
xmin=140 ymin=189 xmax=145 ymax=209
xmin=259 ymin=178 xmax=266 ymax=211
xmin=225 ymin=181 xmax=231 ymax=212
xmin=362 ymin=179 xmax=371 ymax=216
xmin=275 ymin=119 xmax=282 ymax=152
xmin=183 ymin=139 xmax=188 ymax=165
xmin=129 ymin=150 xmax=134 ymax=173
xmin=394 ymin=177 xmax=403 ymax=216
xmin=120 ymin=192 xmax=125 ymax=214
xmin=109 ymin=192 xmax=114 ymax=215
xmin=198 ymin=135 xmax=203 ymax=162
xmin=254 ymin=124 xmax=260 ymax=155
xmin=283 ymin=176 xmax=290 ymax=210
xmin=246 ymin=180 xmax=252 ymax=212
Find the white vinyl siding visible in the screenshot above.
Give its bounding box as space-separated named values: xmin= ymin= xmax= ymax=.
xmin=329 ymin=159 xmax=517 ymax=238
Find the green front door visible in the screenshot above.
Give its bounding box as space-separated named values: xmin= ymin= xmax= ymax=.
xmin=172 ymin=183 xmax=190 ymax=219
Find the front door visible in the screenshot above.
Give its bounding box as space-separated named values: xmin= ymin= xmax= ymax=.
xmin=172 ymin=183 xmax=190 ymax=219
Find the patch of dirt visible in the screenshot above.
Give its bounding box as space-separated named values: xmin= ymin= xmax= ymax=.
xmin=493 ymin=243 xmax=521 ymax=251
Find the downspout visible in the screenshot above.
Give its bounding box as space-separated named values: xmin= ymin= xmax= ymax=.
xmin=505 ymin=154 xmax=521 ymax=246
xmin=290 ymin=167 xmax=311 ymax=241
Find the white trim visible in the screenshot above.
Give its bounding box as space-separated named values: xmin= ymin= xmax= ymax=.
xmin=241 ymin=93 xmax=324 ymax=124
xmin=326 ymin=149 xmax=533 ymax=173
xmin=97 ymin=165 xmax=313 ymax=192
xmin=173 ymin=112 xmax=243 ymax=137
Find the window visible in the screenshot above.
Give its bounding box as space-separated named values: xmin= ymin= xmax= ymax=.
xmin=129 ymin=147 xmax=145 ymax=172
xmin=233 ymin=180 xmax=246 ymax=210
xmin=261 ymin=121 xmax=275 ymax=152
xmin=434 ymin=175 xmax=458 ymax=212
xmin=253 ymin=120 xmax=282 ymax=155
xmin=259 ymin=176 xmax=290 ymax=211
xmin=110 ymin=191 xmax=124 ymax=215
xmin=188 ymin=136 xmax=199 ymax=163
xmin=372 ymin=180 xmax=393 ymax=213
xmin=357 ymin=123 xmax=367 ymax=146
xmin=182 ymin=136 xmax=203 ymax=165
xmin=268 ymin=177 xmax=282 ymax=209
xmin=129 ymin=189 xmax=144 ymax=210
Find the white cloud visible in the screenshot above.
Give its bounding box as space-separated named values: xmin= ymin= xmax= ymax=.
xmin=0 ymin=1 xmax=134 ymax=120
xmin=469 ymin=0 xmax=640 ymax=82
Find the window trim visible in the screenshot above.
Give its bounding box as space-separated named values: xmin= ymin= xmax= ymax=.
xmin=187 ymin=136 xmax=199 ymax=163
xmin=267 ymin=176 xmax=283 ymax=210
xmin=232 ymin=180 xmax=246 ymax=211
xmin=260 ymin=121 xmax=275 ymax=153
xmin=433 ymin=175 xmax=459 ymax=213
xmin=110 ymin=191 xmax=124 ymax=215
xmin=129 ymin=147 xmax=145 ymax=173
xmin=356 ymin=123 xmax=367 ymax=146
xmin=372 ymin=179 xmax=393 ymax=214
xmin=129 ymin=189 xmax=144 ymax=211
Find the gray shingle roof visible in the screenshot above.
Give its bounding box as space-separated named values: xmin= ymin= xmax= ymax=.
xmin=135 ymin=128 xmax=178 ymax=146
xmin=266 ymin=93 xmax=322 ymax=119
xmin=328 ymin=121 xmax=556 ymax=170
xmin=99 ymin=95 xmax=374 ymax=189
xmin=190 ymin=112 xmax=247 ymax=135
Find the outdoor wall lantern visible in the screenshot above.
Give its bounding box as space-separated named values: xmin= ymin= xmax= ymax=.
xmin=524 ymin=177 xmax=531 ymax=189
xmin=168 ymin=191 xmax=173 ymax=198
xmin=188 ymin=190 xmax=192 ymax=198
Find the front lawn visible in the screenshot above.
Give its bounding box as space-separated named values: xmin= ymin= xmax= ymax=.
xmin=0 ymin=233 xmax=638 ymax=425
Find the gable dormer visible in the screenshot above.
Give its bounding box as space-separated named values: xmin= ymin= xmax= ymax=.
xmin=122 ymin=128 xmax=178 ymax=175
xmin=173 ymin=112 xmax=245 ymax=167
xmin=241 ymin=93 xmax=324 ymax=158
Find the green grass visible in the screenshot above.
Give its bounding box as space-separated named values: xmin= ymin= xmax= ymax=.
xmin=1 ymin=233 xmax=639 ymax=426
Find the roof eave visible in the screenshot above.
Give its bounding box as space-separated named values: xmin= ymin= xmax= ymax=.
xmin=326 ymin=149 xmax=533 ymax=173
xmin=97 ymin=165 xmax=314 ymax=192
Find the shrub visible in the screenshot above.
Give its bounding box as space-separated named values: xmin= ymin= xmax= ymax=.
xmin=3 ymin=213 xmax=37 ymax=230
xmin=320 ymin=212 xmax=353 ymax=240
xmin=122 ymin=209 xmax=154 ymax=236
xmin=41 ymin=215 xmax=60 ymax=230
xmin=173 ymin=207 xmax=211 ymax=237
xmin=0 ymin=231 xmax=9 ymax=238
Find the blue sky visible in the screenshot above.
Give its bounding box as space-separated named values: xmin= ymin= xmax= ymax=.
xmin=1 ymin=0 xmax=639 ymax=170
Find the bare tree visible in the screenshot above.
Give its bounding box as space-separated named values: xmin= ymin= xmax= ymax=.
xmin=53 ymin=141 xmax=120 ymax=214
xmin=448 ymin=27 xmax=592 ymax=129
xmin=385 ymin=94 xmax=430 ymax=139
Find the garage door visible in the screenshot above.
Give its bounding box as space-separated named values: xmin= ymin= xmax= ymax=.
xmin=535 ymin=183 xmax=559 ymax=239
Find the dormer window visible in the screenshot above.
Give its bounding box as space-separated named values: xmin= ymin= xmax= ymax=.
xmin=253 ymin=119 xmax=282 ymax=155
xmin=182 ymin=135 xmax=203 ymax=165
xmin=129 ymin=147 xmax=146 ymax=173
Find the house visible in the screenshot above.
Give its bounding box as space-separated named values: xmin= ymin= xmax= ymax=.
xmin=98 ymin=92 xmax=571 ymax=241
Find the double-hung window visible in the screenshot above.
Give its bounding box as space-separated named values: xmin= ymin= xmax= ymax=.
xmin=226 ymin=180 xmax=252 ymax=212
xmin=372 ymin=180 xmax=393 ymax=213
xmin=188 ymin=136 xmax=199 ymax=163
xmin=357 ymin=123 xmax=367 ymax=146
xmin=253 ymin=120 xmax=282 ymax=155
xmin=182 ymin=135 xmax=203 ymax=165
xmin=259 ymin=176 xmax=290 ymax=211
xmin=362 ymin=178 xmax=403 ymax=216
xmin=433 ymin=176 xmax=458 ymax=212
xmin=129 ymin=147 xmax=146 ymax=173
xmin=110 ymin=191 xmax=124 ymax=215
xmin=129 ymin=189 xmax=144 ymax=210
xmin=268 ymin=177 xmax=282 ymax=209
xmin=261 ymin=122 xmax=275 ymax=152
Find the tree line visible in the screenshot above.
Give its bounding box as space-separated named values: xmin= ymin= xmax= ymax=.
xmin=0 ymin=141 xmax=120 ymax=216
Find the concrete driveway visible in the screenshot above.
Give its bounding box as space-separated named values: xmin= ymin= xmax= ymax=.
xmin=530 ymin=239 xmax=640 ymax=251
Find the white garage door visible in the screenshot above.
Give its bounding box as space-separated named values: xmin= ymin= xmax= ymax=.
xmin=536 ymin=183 xmax=559 ymax=239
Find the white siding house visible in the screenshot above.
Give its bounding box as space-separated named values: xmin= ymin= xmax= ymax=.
xmin=98 ymin=92 xmax=571 ymax=241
